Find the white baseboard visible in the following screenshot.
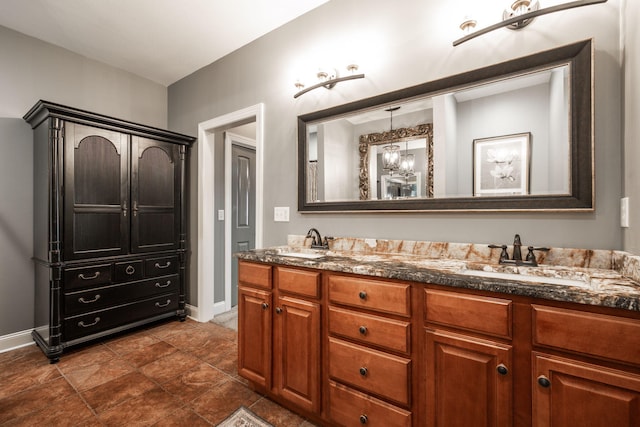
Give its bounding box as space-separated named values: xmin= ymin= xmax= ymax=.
xmin=0 ymin=329 xmax=35 ymax=353
xmin=186 ymin=302 xmax=227 ymax=323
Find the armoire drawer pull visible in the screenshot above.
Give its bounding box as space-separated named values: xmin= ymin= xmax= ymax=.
xmin=78 ymin=272 xmax=100 ymax=280
xmin=78 ymin=317 xmax=100 ymax=328
xmin=155 ymin=299 xmax=171 ymax=308
xmin=125 ymin=265 xmax=136 ymax=275
xmin=155 ymin=261 xmax=172 ymax=269
xmin=155 ymin=280 xmax=171 ymax=288
xmin=78 ymin=295 xmax=101 ymax=304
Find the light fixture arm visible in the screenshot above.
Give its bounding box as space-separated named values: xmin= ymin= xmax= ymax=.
xmin=453 ymin=0 xmax=607 ymax=47
xmin=294 ymin=72 xmax=365 ymax=99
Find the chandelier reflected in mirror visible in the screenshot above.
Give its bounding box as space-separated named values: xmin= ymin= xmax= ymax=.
xmin=399 ymin=140 xmax=415 ymax=178
xmin=382 ymin=107 xmax=401 ymax=174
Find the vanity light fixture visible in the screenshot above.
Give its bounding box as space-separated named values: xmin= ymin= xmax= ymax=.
xmin=382 ymin=107 xmax=401 ymax=174
xmin=293 ymin=64 xmax=365 ymax=99
xmin=453 ymin=0 xmax=607 ymax=46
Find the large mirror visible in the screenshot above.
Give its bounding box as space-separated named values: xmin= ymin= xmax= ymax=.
xmin=298 ymin=39 xmax=593 ymax=212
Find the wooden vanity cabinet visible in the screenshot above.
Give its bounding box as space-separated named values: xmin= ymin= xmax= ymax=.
xmin=25 ymin=101 xmax=194 ymax=362
xmin=237 ymin=262 xmax=322 ymax=416
xmin=531 ymin=305 xmax=640 ymax=427
xmin=424 ymin=289 xmax=514 ymax=427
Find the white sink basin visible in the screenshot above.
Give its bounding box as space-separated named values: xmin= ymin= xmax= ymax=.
xmin=278 ymin=251 xmax=326 ymax=260
xmin=460 ymin=269 xmax=591 ymax=289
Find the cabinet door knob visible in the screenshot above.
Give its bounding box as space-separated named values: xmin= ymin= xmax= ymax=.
xmin=537 ymin=375 xmax=551 ymax=388
xmin=275 ymin=307 xmax=283 ymax=314
xmin=261 ymin=303 xmax=269 ymax=310
xmin=359 ymin=367 xmax=368 ymax=376
xmin=358 ymin=291 xmax=367 ymax=300
xmin=359 ymin=326 xmax=367 ymax=335
xmin=359 ymin=414 xmax=368 ymax=424
xmin=496 ymin=364 xmax=508 ymax=376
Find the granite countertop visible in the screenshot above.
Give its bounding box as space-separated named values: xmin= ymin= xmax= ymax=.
xmin=235 ymin=236 xmax=640 ymax=312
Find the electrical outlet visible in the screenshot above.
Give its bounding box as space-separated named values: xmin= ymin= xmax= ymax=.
xmin=274 ymin=206 xmax=290 ymax=222
xmin=621 ymin=197 xmax=629 ymax=228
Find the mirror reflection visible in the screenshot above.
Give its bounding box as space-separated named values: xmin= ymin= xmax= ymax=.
xmin=306 ymin=64 xmax=570 ymax=204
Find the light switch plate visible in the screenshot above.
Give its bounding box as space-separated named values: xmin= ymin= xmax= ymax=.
xmin=621 ymin=197 xmax=629 ymax=228
xmin=218 ymin=210 xmax=225 ymax=221
xmin=274 ymin=206 xmax=290 ymax=222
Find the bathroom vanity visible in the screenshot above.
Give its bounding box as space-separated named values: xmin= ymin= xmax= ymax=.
xmin=236 ymin=237 xmax=640 ymax=427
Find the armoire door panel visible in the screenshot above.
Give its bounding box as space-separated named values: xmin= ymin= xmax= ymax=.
xmin=130 ymin=137 xmax=180 ymax=253
xmin=64 ymin=123 xmax=129 ymax=259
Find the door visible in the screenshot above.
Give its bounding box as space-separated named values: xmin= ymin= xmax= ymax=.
xmin=237 ymin=286 xmax=272 ymax=389
xmin=64 ymin=122 xmax=129 ymax=259
xmin=130 ymin=136 xmax=181 ymax=253
xmin=425 ymin=329 xmax=513 ymax=427
xmin=533 ymin=353 xmax=640 ymax=427
xmin=231 ymin=143 xmax=256 ymax=306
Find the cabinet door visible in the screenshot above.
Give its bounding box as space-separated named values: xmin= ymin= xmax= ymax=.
xmin=533 ymin=353 xmax=640 ymax=427
xmin=64 ymin=123 xmax=129 ymax=259
xmin=130 ymin=137 xmax=181 ymax=253
xmin=274 ymin=295 xmax=321 ymax=414
xmin=425 ymin=329 xmax=513 ymax=427
xmin=238 ymin=286 xmax=272 ymax=389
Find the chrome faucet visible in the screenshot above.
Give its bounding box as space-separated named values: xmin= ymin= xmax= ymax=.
xmin=489 ymin=234 xmax=549 ymax=266
xmin=306 ymin=228 xmax=332 ymax=249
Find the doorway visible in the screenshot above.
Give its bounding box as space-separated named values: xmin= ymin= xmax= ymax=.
xmin=196 ymin=104 xmax=264 ymax=322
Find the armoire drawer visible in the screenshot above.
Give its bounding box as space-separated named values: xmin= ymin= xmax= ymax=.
xmin=64 ymin=264 xmax=113 ymax=291
xmin=64 ymin=275 xmax=179 ymax=315
xmin=145 ymin=256 xmax=179 ymax=277
xmin=114 ymin=260 xmax=144 ymax=282
xmin=64 ymin=293 xmax=178 ymax=341
xmin=328 ymin=337 xmax=411 ymax=407
xmin=329 ymin=381 xmax=412 ymax=427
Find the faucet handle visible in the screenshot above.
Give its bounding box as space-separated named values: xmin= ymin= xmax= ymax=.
xmin=525 ymin=246 xmax=550 ymax=264
xmin=488 ymin=244 xmax=509 ymax=261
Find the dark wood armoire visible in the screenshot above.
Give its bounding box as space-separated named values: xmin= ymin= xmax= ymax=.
xmin=24 ymin=100 xmax=195 ymax=362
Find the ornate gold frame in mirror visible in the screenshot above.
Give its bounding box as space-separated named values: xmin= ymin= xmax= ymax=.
xmin=358 ymin=124 xmax=434 ymax=200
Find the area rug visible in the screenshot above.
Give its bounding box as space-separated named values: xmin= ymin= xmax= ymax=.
xmin=216 ymin=406 xmax=273 ymax=427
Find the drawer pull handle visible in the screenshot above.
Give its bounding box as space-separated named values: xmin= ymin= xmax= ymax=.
xmin=78 ymin=317 xmax=100 ymax=328
xmin=358 ymin=291 xmax=367 ymax=300
xmin=155 ymin=281 xmax=171 ymax=288
xmin=359 ymin=326 xmax=367 ymax=335
xmin=496 ymin=364 xmax=508 ymax=376
xmin=78 ymin=295 xmax=101 ymax=304
xmin=359 ymin=414 xmax=368 ymax=424
xmin=155 ymin=261 xmax=172 ymax=269
xmin=359 ymin=367 xmax=368 ymax=377
xmin=275 ymin=307 xmax=283 ymax=314
xmin=155 ymin=299 xmax=171 ymax=308
xmin=125 ymin=265 xmax=136 ymax=275
xmin=78 ymin=272 xmax=100 ymax=280
xmin=537 ymin=375 xmax=551 ymax=388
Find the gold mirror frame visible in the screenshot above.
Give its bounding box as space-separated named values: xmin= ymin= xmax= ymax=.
xmin=358 ymin=124 xmax=434 ymax=200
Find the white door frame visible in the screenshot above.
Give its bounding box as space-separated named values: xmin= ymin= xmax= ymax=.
xmin=225 ymin=132 xmax=256 ymax=311
xmin=196 ymin=104 xmax=264 ymax=322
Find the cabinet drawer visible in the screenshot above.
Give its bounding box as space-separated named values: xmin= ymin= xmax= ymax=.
xmin=329 ymin=381 xmax=412 ymax=427
xmin=425 ymin=289 xmax=512 ymax=339
xmin=64 ymin=274 xmax=179 ymax=315
xmin=114 ymin=260 xmax=144 ymax=282
xmin=328 ymin=275 xmax=410 ymax=317
xmin=329 ymin=337 xmax=411 ymax=407
xmin=64 ymin=293 xmax=178 ymax=341
xmin=275 ymin=266 xmax=320 ymax=298
xmin=238 ymin=261 xmax=272 ymax=289
xmin=145 ymin=256 xmax=178 ymax=277
xmin=533 ymin=305 xmax=640 ymax=364
xmin=329 ymin=306 xmax=410 ymax=354
xmin=64 ymin=264 xmax=112 ymax=291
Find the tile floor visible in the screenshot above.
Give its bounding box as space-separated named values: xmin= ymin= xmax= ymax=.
xmin=0 ymin=318 xmax=318 ymax=426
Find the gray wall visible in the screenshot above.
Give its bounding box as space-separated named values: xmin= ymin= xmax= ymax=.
xmin=623 ymin=0 xmax=640 ymax=253
xmin=169 ymin=0 xmax=624 ymax=307
xmin=0 ymin=25 xmax=167 ymax=336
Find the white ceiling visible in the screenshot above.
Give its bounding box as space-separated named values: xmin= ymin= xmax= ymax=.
xmin=0 ymin=0 xmax=329 ymax=86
